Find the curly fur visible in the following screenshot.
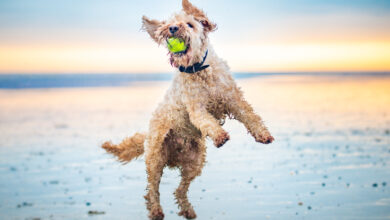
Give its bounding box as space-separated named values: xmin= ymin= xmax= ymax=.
xmin=102 ymin=132 xmax=146 ymax=163
xmin=102 ymin=1 xmax=274 ymax=219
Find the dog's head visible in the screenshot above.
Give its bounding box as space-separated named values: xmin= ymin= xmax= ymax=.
xmin=142 ymin=0 xmax=216 ymax=67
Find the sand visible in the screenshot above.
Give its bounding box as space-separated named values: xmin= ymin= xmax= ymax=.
xmin=0 ymin=75 xmax=389 ymax=219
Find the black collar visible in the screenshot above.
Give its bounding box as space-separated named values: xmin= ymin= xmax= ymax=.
xmin=178 ymin=50 xmax=209 ymax=74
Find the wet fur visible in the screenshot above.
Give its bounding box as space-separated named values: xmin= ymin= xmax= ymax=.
xmin=102 ymin=0 xmax=274 ymax=219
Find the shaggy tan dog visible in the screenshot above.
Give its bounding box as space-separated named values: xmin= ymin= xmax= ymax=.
xmin=102 ymin=0 xmax=274 ymax=219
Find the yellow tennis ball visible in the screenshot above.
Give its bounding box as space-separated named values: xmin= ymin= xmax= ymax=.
xmin=167 ymin=37 xmax=187 ymax=53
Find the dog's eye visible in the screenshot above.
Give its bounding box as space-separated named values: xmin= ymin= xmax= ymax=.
xmin=187 ymin=23 xmax=194 ymax=28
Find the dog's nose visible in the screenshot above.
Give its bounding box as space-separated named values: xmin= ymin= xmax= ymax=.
xmin=169 ymin=26 xmax=179 ymax=34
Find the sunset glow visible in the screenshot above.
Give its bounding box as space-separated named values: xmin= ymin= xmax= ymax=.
xmin=0 ymin=0 xmax=389 ymax=73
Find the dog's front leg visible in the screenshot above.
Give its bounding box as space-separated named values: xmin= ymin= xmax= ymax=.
xmin=229 ymin=93 xmax=274 ymax=144
xmin=186 ymin=102 xmax=229 ymax=147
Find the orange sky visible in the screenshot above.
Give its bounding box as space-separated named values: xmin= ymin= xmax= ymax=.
xmin=1 ymin=41 xmax=389 ymax=73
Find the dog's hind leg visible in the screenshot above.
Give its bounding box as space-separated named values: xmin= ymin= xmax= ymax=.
xmin=175 ymin=140 xmax=205 ymax=219
xmin=175 ymin=163 xmax=203 ymax=219
xmin=145 ymin=154 xmax=166 ymax=220
xmin=145 ymin=117 xmax=171 ymax=220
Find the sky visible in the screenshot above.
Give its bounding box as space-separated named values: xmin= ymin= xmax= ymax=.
xmin=0 ymin=0 xmax=389 ymax=74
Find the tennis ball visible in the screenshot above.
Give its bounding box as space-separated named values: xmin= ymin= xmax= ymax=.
xmin=167 ymin=37 xmax=187 ymax=53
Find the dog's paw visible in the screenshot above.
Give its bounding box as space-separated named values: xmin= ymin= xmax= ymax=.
xmin=178 ymin=208 xmax=197 ymax=219
xmin=150 ymin=207 xmax=164 ymax=220
xmin=255 ymin=133 xmax=274 ymax=144
xmin=213 ymin=131 xmax=230 ymax=148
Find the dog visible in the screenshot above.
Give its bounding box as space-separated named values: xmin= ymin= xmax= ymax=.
xmin=102 ymin=0 xmax=274 ymax=219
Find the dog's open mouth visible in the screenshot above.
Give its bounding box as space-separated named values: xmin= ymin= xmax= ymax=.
xmin=166 ymin=37 xmax=190 ymax=57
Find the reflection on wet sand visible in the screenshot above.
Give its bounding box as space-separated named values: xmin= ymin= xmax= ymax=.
xmin=0 ymin=75 xmax=389 ymax=219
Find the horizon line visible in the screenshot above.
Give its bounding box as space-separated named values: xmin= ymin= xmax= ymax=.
xmin=1 ymin=71 xmax=390 ymax=75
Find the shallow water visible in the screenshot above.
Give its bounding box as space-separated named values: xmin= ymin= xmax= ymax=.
xmin=0 ymin=75 xmax=389 ymax=220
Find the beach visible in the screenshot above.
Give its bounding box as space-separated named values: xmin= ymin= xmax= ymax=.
xmin=0 ymin=74 xmax=389 ymax=220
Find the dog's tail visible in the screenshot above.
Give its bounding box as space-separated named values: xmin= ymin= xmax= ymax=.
xmin=102 ymin=132 xmax=146 ymax=163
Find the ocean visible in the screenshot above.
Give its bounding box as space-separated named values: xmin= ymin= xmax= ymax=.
xmin=0 ymin=72 xmax=389 ymax=89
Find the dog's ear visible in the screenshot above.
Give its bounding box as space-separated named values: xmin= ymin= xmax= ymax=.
xmin=182 ymin=0 xmax=217 ymax=32
xmin=142 ymin=16 xmax=163 ymax=42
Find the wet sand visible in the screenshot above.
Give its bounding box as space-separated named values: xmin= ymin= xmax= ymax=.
xmin=0 ymin=75 xmax=389 ymax=219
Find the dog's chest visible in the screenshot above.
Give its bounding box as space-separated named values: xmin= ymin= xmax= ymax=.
xmin=181 ymin=73 xmax=230 ymax=120
xmin=204 ymin=83 xmax=229 ymax=120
